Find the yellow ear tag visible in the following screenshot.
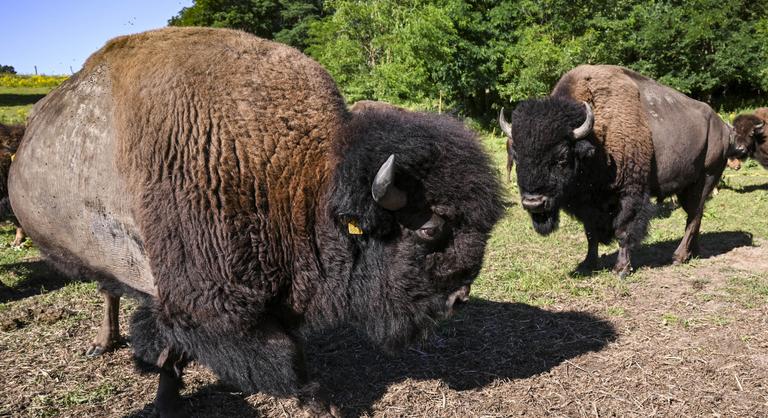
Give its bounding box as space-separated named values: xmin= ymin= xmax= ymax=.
xmin=347 ymin=221 xmax=363 ymax=235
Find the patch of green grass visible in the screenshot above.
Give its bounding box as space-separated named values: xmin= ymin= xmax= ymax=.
xmin=725 ymin=275 xmax=768 ymax=308
xmin=606 ymin=306 xmax=626 ymax=317
xmin=58 ymin=382 xmax=117 ymax=407
xmin=0 ymin=86 xmax=53 ymax=124
xmin=661 ymin=313 xmax=690 ymax=328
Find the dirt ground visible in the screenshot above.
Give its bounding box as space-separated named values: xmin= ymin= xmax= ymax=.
xmin=1 ymin=240 xmax=767 ymax=417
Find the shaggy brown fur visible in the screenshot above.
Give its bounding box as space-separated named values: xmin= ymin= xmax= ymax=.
xmin=552 ymin=65 xmax=654 ymax=192
xmin=85 ymin=28 xmax=348 ymax=326
xmin=0 ymin=123 xmax=26 ymax=246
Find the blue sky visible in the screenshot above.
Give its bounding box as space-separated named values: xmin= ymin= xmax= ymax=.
xmin=2 ymin=0 xmax=193 ymax=75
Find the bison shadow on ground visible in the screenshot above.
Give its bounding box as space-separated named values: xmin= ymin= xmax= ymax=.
xmin=126 ymin=300 xmax=616 ymax=417
xmin=124 ymin=385 xmax=263 ymax=418
xmin=600 ymin=230 xmax=753 ymax=271
xmin=719 ymin=182 xmax=768 ymax=194
xmin=0 ymin=257 xmax=77 ymax=304
xmin=310 ymin=300 xmax=616 ymax=415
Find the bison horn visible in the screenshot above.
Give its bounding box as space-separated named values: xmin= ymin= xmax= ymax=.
xmin=372 ymin=154 xmax=407 ymax=211
xmin=756 ymin=121 xmax=765 ymax=134
xmin=499 ymin=108 xmax=513 ymax=138
xmin=572 ymin=102 xmax=594 ymax=139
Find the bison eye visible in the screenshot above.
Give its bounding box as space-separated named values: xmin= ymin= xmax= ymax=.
xmin=415 ymin=214 xmax=446 ymax=241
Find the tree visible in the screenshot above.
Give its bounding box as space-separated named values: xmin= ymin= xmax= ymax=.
xmin=0 ymin=65 xmax=16 ymax=74
xmin=306 ymin=0 xmax=461 ymax=107
xmin=168 ymin=0 xmax=324 ymax=49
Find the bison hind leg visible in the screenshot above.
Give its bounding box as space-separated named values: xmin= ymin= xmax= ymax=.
xmin=86 ymin=288 xmax=122 ymax=357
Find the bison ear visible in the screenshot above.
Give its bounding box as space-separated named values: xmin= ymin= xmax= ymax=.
xmin=372 ymin=154 xmax=407 ymax=211
xmin=499 ymin=108 xmax=513 ymax=140
xmin=572 ymin=102 xmax=594 ymax=139
xmin=574 ymin=140 xmax=595 ymax=160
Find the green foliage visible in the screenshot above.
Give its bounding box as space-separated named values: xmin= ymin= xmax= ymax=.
xmin=169 ymin=0 xmax=768 ymax=118
xmin=0 ymin=65 xmax=16 ymax=75
xmin=306 ymin=0 xmax=460 ymax=106
xmin=168 ymin=0 xmax=324 ymax=49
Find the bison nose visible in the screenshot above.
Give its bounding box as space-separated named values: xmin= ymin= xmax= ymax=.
xmin=521 ymin=193 xmax=549 ymax=213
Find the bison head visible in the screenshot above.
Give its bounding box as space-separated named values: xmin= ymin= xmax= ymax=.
xmin=732 ymin=114 xmax=766 ymax=166
xmin=500 ymin=97 xmax=595 ymax=235
xmin=322 ymin=107 xmax=505 ymax=352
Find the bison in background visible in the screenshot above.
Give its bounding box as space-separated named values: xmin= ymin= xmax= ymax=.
xmin=10 ymin=27 xmax=504 ymax=417
xmin=732 ymin=107 xmax=767 ymax=168
xmin=0 ymin=123 xmax=27 ymax=247
xmin=500 ymin=64 xmax=738 ymax=277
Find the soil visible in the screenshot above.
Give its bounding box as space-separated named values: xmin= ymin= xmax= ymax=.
xmin=1 ymin=241 xmax=766 ymax=417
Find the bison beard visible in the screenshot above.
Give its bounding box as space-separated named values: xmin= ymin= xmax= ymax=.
xmin=530 ymin=211 xmax=559 ymax=235
xmin=8 ymin=28 xmax=504 ymax=416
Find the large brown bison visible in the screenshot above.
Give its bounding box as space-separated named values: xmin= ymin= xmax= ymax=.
xmin=500 ymin=65 xmax=737 ymax=277
xmin=9 ymin=27 xmax=504 ymax=417
xmin=732 ymin=107 xmax=767 ymax=167
xmin=0 ymin=123 xmax=26 ymax=247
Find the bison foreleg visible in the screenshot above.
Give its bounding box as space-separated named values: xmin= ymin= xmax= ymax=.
xmin=612 ymin=192 xmax=653 ymax=278
xmin=574 ymin=229 xmax=599 ymax=275
xmin=86 ymin=288 xmax=122 ymax=357
xmin=155 ymin=352 xmax=187 ymax=418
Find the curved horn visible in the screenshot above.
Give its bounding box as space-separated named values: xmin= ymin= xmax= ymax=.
xmin=372 ymin=154 xmax=407 ymax=211
xmin=755 ymin=121 xmax=765 ymax=134
xmin=572 ymin=102 xmax=594 ymax=139
xmin=499 ymin=107 xmax=513 ymax=138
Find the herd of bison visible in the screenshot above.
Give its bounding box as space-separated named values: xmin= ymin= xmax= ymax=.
xmin=1 ymin=27 xmax=767 ymax=417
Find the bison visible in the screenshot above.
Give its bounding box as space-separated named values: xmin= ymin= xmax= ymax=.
xmin=0 ymin=123 xmax=27 ymax=247
xmin=499 ymin=65 xmax=737 ymax=277
xmin=9 ymin=27 xmax=504 ymax=416
xmin=732 ymin=107 xmax=767 ymax=168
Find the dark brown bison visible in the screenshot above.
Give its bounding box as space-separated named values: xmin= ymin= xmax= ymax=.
xmin=9 ymin=27 xmax=504 ymax=417
xmin=500 ymin=65 xmax=737 ymax=277
xmin=0 ymin=123 xmax=26 ymax=247
xmin=732 ymin=107 xmax=767 ymax=167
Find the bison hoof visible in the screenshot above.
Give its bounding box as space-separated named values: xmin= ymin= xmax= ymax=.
xmin=85 ymin=344 xmax=109 ymax=358
xmin=299 ymin=382 xmax=342 ymax=418
xmin=303 ymin=402 xmax=342 ymax=418
xmin=672 ymin=250 xmax=695 ymax=265
xmin=573 ymin=259 xmax=599 ymax=276
xmin=613 ymin=263 xmax=631 ymax=279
